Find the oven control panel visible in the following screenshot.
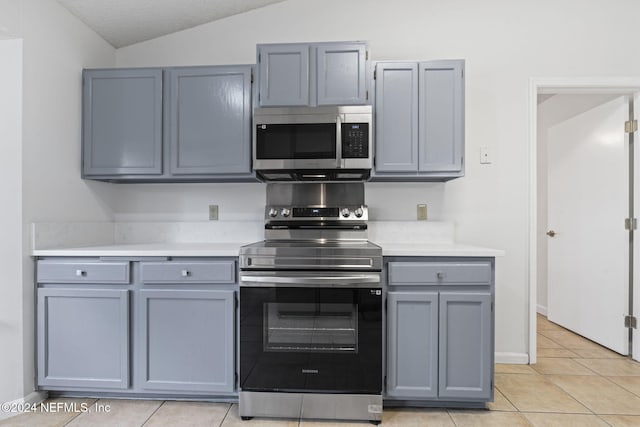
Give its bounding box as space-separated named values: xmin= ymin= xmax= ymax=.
xmin=265 ymin=205 xmax=368 ymax=221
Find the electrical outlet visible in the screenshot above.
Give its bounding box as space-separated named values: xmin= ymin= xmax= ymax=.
xmin=208 ymin=205 xmax=219 ymax=221
xmin=417 ymin=204 xmax=428 ymax=221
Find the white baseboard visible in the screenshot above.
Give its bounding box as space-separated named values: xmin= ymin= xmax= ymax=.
xmin=0 ymin=391 xmax=48 ymax=421
xmin=495 ymin=352 xmax=530 ymax=364
xmin=537 ymin=305 xmax=548 ymax=316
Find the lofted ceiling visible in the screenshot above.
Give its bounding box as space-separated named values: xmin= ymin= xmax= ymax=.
xmin=56 ymin=0 xmax=287 ymax=48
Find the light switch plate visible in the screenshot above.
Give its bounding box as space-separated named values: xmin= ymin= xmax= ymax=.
xmin=480 ymin=146 xmax=492 ymax=164
xmin=417 ymin=204 xmax=428 ymax=221
xmin=209 ymin=205 xmax=219 ymax=220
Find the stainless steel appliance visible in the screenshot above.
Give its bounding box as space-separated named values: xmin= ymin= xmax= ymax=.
xmin=239 ymin=183 xmax=383 ymax=424
xmin=253 ymin=106 xmax=373 ymax=182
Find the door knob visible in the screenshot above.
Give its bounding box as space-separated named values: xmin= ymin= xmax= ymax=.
xmin=546 ymin=230 xmax=556 ymax=237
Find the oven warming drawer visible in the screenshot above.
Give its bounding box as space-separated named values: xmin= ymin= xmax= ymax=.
xmin=239 ymin=392 xmax=382 ymax=423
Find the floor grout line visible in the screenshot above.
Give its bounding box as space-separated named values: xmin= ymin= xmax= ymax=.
xmin=140 ymin=400 xmax=164 ymax=427
xmin=218 ymin=403 xmax=233 ymax=427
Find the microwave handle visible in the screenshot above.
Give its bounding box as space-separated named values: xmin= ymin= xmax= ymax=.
xmin=336 ymin=114 xmax=344 ymax=168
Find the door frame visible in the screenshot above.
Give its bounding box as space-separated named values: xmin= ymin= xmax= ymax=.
xmin=528 ymin=77 xmax=640 ymax=364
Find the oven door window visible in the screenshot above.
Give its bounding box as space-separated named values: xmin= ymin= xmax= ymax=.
xmin=264 ymin=302 xmax=358 ymax=353
xmin=256 ymin=123 xmax=336 ymax=159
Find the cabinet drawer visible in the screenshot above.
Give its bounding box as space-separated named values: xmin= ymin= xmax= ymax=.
xmin=37 ymin=260 xmax=130 ymax=284
xmin=388 ymin=261 xmax=491 ymax=285
xmin=140 ymin=261 xmax=236 ymax=284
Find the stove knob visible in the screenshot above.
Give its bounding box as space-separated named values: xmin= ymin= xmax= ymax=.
xmin=354 ymin=207 xmax=364 ymax=218
xmin=281 ymin=208 xmax=291 ymax=217
xmin=268 ymin=208 xmax=278 ymax=218
xmin=341 ymin=208 xmax=351 ymax=218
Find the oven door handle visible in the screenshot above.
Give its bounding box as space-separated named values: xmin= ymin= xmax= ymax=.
xmin=240 ymin=274 xmax=380 ymax=286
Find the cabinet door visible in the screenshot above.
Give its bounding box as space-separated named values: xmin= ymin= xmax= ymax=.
xmin=439 ymin=292 xmax=492 ymax=400
xmin=83 ymin=69 xmax=163 ymax=176
xmin=374 ymin=62 xmax=419 ymax=172
xmin=138 ymin=289 xmax=235 ymax=393
xmin=418 ymin=60 xmax=464 ymax=173
xmin=386 ymin=291 xmax=438 ymax=398
xmin=37 ymin=288 xmax=129 ymax=389
xmin=316 ymin=43 xmax=367 ymax=105
xmin=166 ymin=66 xmax=252 ymax=176
xmin=258 ymin=44 xmax=310 ymax=106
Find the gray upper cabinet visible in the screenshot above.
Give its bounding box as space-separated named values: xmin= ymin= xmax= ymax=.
xmin=83 ymin=68 xmax=163 ymax=177
xmin=316 ymin=43 xmax=367 ymax=105
xmin=257 ymin=41 xmax=369 ymax=107
xmin=138 ymin=289 xmax=235 ymax=393
xmin=258 ymin=44 xmax=310 ymax=106
xmin=82 ymin=66 xmax=255 ymax=182
xmin=166 ymin=66 xmax=252 ymax=176
xmin=373 ymin=60 xmax=465 ymax=181
xmin=37 ymin=288 xmax=130 ymax=389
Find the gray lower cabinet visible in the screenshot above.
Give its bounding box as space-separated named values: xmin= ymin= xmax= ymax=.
xmin=438 ymin=292 xmax=492 ymax=399
xmin=138 ymin=289 xmax=235 ymax=393
xmin=373 ymin=60 xmax=465 ymax=181
xmin=36 ymin=257 xmax=238 ymax=397
xmin=82 ymin=66 xmax=255 ymax=182
xmin=386 ymin=291 xmax=438 ymax=398
xmin=257 ymin=41 xmax=369 ymax=107
xmin=385 ymin=258 xmax=494 ymax=404
xmin=37 ymin=288 xmax=130 ymax=389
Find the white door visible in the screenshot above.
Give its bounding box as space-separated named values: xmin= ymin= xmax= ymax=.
xmin=547 ymin=95 xmax=629 ymax=355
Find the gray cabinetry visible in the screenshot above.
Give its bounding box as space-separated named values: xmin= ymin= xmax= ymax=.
xmin=373 ymin=60 xmax=465 ymax=181
xmin=258 ymin=44 xmax=310 ymax=106
xmin=82 ymin=68 xmax=163 ymax=177
xmin=257 ymin=41 xmax=368 ymax=107
xmin=386 ymin=291 xmax=438 ymax=398
xmin=36 ymin=257 xmax=238 ymax=397
xmin=385 ymin=257 xmax=494 ymax=404
xmin=82 ymin=66 xmax=254 ymax=182
xmin=439 ymin=292 xmax=492 ymax=399
xmin=166 ymin=66 xmax=252 ymax=177
xmin=37 ymin=288 xmax=130 ymax=389
xmin=138 ymin=289 xmax=235 ymax=393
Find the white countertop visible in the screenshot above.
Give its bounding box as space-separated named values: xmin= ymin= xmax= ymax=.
xmin=376 ymin=242 xmax=505 ymax=257
xmin=32 ymin=242 xmax=249 ymax=257
xmin=33 ymin=241 xmax=503 ymax=258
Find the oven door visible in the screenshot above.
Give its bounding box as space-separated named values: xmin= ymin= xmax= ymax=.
xmin=239 ymin=274 xmax=382 ymax=394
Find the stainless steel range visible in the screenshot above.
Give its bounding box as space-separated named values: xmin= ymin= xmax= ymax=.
xmin=239 ymin=183 xmax=382 ymax=424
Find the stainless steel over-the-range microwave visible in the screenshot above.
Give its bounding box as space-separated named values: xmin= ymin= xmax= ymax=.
xmin=252 ymin=105 xmax=373 ymax=181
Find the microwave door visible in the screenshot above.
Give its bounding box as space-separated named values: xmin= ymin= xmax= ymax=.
xmin=254 ymin=121 xmax=340 ymax=170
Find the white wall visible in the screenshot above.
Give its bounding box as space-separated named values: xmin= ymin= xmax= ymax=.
xmin=0 ymin=0 xmax=116 ymax=404
xmin=116 ymin=0 xmax=640 ymax=361
xmin=0 ymin=39 xmax=24 ymax=406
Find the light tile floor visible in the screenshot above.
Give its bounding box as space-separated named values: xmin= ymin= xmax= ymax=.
xmin=2 ymin=314 xmax=640 ymax=426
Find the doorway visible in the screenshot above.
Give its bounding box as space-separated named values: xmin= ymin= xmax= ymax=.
xmin=529 ymin=78 xmax=640 ymax=364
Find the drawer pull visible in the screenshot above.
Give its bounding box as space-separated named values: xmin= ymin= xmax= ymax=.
xmin=75 ymin=270 xmax=86 ymax=277
xmin=181 ymin=270 xmax=191 ymax=277
xmin=436 ymin=271 xmax=445 ymax=279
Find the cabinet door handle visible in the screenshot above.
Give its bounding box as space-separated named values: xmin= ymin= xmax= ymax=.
xmin=75 ymin=269 xmax=86 ymax=277
xmin=181 ymin=270 xmax=191 ymax=277
xmin=436 ymin=271 xmax=445 ymax=279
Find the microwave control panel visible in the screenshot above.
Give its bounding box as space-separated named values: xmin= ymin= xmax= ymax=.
xmin=341 ymin=123 xmax=369 ymax=158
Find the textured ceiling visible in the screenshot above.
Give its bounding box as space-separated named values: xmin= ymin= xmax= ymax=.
xmin=57 ymin=0 xmax=287 ymax=48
